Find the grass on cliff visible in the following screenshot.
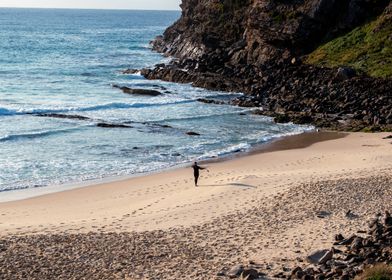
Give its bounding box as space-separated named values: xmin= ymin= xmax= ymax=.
xmin=306 ymin=13 xmax=392 ymax=78
xmin=356 ymin=264 xmax=392 ymax=280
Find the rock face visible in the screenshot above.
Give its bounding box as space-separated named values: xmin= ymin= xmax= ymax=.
xmin=155 ymin=0 xmax=389 ymax=65
xmin=141 ymin=0 xmax=392 ymax=131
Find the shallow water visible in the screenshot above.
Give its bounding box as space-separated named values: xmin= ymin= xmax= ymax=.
xmin=0 ymin=8 xmax=313 ymax=192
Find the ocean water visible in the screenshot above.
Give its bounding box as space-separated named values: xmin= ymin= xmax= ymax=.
xmin=0 ymin=8 xmax=313 ymax=193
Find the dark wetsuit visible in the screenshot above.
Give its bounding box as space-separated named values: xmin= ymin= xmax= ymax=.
xmin=192 ymin=164 xmax=205 ymax=186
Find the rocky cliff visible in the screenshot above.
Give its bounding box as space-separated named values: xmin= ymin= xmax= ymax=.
xmin=155 ymin=0 xmax=389 ymax=66
xmin=141 ymin=0 xmax=392 ymax=131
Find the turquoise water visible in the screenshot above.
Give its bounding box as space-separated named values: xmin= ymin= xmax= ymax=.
xmin=0 ymin=8 xmax=312 ymax=192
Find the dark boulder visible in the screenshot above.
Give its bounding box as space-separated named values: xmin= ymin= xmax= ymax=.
xmin=307 ymin=249 xmax=333 ymax=264
xmin=335 ymin=67 xmax=357 ymax=81
xmin=241 ymin=268 xmax=260 ymax=280
xmin=112 ymin=85 xmax=161 ymax=96
xmin=122 ymin=69 xmax=140 ymax=74
xmin=197 ymin=98 xmax=226 ymax=105
xmin=227 ymin=265 xmax=244 ymax=278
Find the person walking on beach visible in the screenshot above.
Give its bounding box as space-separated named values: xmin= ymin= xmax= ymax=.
xmin=192 ymin=162 xmax=207 ymax=186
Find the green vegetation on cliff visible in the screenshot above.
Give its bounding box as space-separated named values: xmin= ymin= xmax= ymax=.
xmin=306 ymin=13 xmax=392 ymax=78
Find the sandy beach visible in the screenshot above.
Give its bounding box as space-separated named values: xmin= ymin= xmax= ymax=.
xmin=1 ymin=131 xmax=392 ymax=279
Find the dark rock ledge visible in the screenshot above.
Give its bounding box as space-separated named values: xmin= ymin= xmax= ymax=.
xmin=139 ymin=61 xmax=392 ymax=132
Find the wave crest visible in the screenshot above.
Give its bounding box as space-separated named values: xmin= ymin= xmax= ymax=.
xmin=0 ymin=100 xmax=194 ymax=117
xmin=0 ymin=127 xmax=83 ymax=142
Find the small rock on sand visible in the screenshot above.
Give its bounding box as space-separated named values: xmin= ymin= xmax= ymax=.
xmin=307 ymin=249 xmax=333 ymax=264
xmin=227 ymin=265 xmax=244 ymax=278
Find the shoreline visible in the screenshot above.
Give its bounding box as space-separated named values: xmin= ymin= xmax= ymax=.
xmin=0 ymin=129 xmax=331 ymax=203
xmin=0 ymin=131 xmax=391 ymax=279
xmin=0 ymin=131 xmax=390 ymax=234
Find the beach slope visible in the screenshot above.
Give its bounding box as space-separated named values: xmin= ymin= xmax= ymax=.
xmin=0 ymin=132 xmax=392 ymax=279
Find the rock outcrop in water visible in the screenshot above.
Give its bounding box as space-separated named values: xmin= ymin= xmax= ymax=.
xmin=112 ymin=85 xmax=161 ymax=96
xmin=139 ymin=0 xmax=392 ymax=131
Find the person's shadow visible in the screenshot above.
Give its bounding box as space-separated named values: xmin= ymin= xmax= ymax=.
xmin=199 ymin=183 xmax=256 ymax=188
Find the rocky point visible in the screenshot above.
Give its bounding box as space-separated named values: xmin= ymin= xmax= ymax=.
xmin=132 ymin=0 xmax=392 ymax=131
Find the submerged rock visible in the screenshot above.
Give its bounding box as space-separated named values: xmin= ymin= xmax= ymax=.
xmin=96 ymin=123 xmax=133 ymax=128
xmin=32 ymin=113 xmax=91 ymax=121
xmin=186 ymin=131 xmax=201 ymax=136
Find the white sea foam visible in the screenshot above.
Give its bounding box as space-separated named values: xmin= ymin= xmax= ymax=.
xmin=0 ymin=100 xmax=195 ymax=117
xmin=0 ymin=9 xmax=314 ymax=196
xmin=0 ymin=127 xmax=85 ymax=142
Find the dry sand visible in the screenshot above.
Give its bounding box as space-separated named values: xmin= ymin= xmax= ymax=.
xmin=0 ymin=131 xmax=392 ymax=279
